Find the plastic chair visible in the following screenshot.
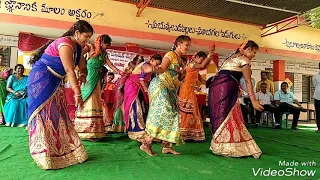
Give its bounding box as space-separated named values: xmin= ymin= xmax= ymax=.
xmin=280 ymin=112 xmax=290 ymax=128
xmin=260 ymin=111 xmax=275 ymax=127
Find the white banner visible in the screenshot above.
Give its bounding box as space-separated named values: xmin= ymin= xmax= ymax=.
xmin=105 ymin=50 xmax=151 ymax=81
xmin=23 ymin=54 xmax=32 ymax=69
xmin=0 ymin=35 xmax=18 ymax=47
xmin=293 ymin=73 xmax=303 ymax=102
xmin=105 ymin=50 xmax=136 ymax=71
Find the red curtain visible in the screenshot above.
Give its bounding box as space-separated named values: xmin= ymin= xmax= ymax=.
xmin=17 ymin=32 xmax=217 ymax=61
xmin=18 ymin=32 xmax=50 ymax=51
xmin=109 ymin=45 xmax=126 ymax=51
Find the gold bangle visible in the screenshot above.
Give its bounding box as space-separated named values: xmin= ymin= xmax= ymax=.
xmin=74 ymin=94 xmax=82 ymax=97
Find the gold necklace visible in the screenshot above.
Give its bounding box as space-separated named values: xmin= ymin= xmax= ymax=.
xmin=174 ymin=50 xmax=181 ymax=58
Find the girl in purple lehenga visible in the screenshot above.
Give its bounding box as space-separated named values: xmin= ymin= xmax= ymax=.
xmin=208 ymin=40 xmax=264 ymax=159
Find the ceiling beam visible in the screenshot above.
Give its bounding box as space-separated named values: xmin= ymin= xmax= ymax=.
xmin=136 ymin=0 xmax=151 ymax=17
xmin=261 ymin=16 xmax=301 ymax=37
xmin=225 ymin=0 xmax=301 ymax=14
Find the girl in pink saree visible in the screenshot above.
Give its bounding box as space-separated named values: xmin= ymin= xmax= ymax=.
xmin=123 ymin=55 xmax=162 ymax=141
xmin=111 ymin=55 xmax=143 ymax=132
xmin=27 ymin=20 xmax=93 ymax=169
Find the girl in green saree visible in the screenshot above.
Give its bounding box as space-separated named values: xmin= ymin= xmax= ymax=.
xmin=74 ymin=35 xmax=122 ymax=141
xmin=0 ymin=54 xmax=11 ymax=124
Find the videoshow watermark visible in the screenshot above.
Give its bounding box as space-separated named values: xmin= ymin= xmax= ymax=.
xmin=252 ymin=160 xmax=317 ymax=177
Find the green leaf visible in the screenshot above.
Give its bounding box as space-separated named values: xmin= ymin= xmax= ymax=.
xmin=304 ymin=7 xmax=320 ymax=29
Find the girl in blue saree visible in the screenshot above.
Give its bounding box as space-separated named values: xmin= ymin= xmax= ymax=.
xmin=4 ymin=64 xmax=28 ymax=127
xmin=27 ymin=20 xmax=93 ymax=169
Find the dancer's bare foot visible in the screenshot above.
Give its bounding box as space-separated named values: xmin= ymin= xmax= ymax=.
xmin=140 ymin=144 xmax=157 ymax=156
xmin=137 ymin=138 xmax=144 ymax=143
xmin=253 ymin=153 xmax=261 ymax=159
xmin=162 ymin=147 xmax=181 ymax=155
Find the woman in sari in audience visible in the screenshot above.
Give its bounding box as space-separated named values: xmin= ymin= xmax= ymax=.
xmin=111 ymin=55 xmax=143 ymax=132
xmin=4 ymin=64 xmax=28 ymax=127
xmin=0 ymin=54 xmax=11 ymax=124
xmin=27 ymin=20 xmax=93 ymax=169
xmin=178 ymin=48 xmax=215 ymax=142
xmin=74 ymin=34 xmax=122 ymax=141
xmin=208 ymin=40 xmax=263 ymax=159
xmin=123 ymin=54 xmax=162 ymax=141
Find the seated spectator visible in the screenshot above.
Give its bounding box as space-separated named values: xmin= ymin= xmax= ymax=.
xmin=255 ymin=83 xmax=275 ymax=123
xmin=240 ymin=73 xmax=257 ymax=125
xmin=256 ymin=71 xmax=275 ymax=94
xmin=4 ymin=64 xmax=28 ymax=127
xmin=274 ymin=82 xmax=306 ymax=130
xmin=239 ymin=89 xmax=250 ymax=125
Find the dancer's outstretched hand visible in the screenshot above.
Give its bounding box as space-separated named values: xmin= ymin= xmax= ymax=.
xmin=252 ymin=100 xmax=264 ymax=112
xmin=78 ymin=74 xmax=87 ymax=84
xmin=208 ymin=43 xmax=216 ymax=55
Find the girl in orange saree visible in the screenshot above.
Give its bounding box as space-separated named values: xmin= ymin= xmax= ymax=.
xmin=178 ymin=50 xmax=215 ymax=142
xmin=208 ymin=40 xmax=263 ymax=159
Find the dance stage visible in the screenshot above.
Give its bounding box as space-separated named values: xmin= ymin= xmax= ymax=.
xmin=0 ymin=124 xmax=319 ymax=180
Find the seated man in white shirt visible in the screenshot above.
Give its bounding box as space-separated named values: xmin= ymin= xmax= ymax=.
xmin=274 ymin=82 xmax=306 ymax=130
xmin=239 ymin=90 xmax=250 ymax=125
xmin=255 ymin=83 xmax=274 ymax=123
